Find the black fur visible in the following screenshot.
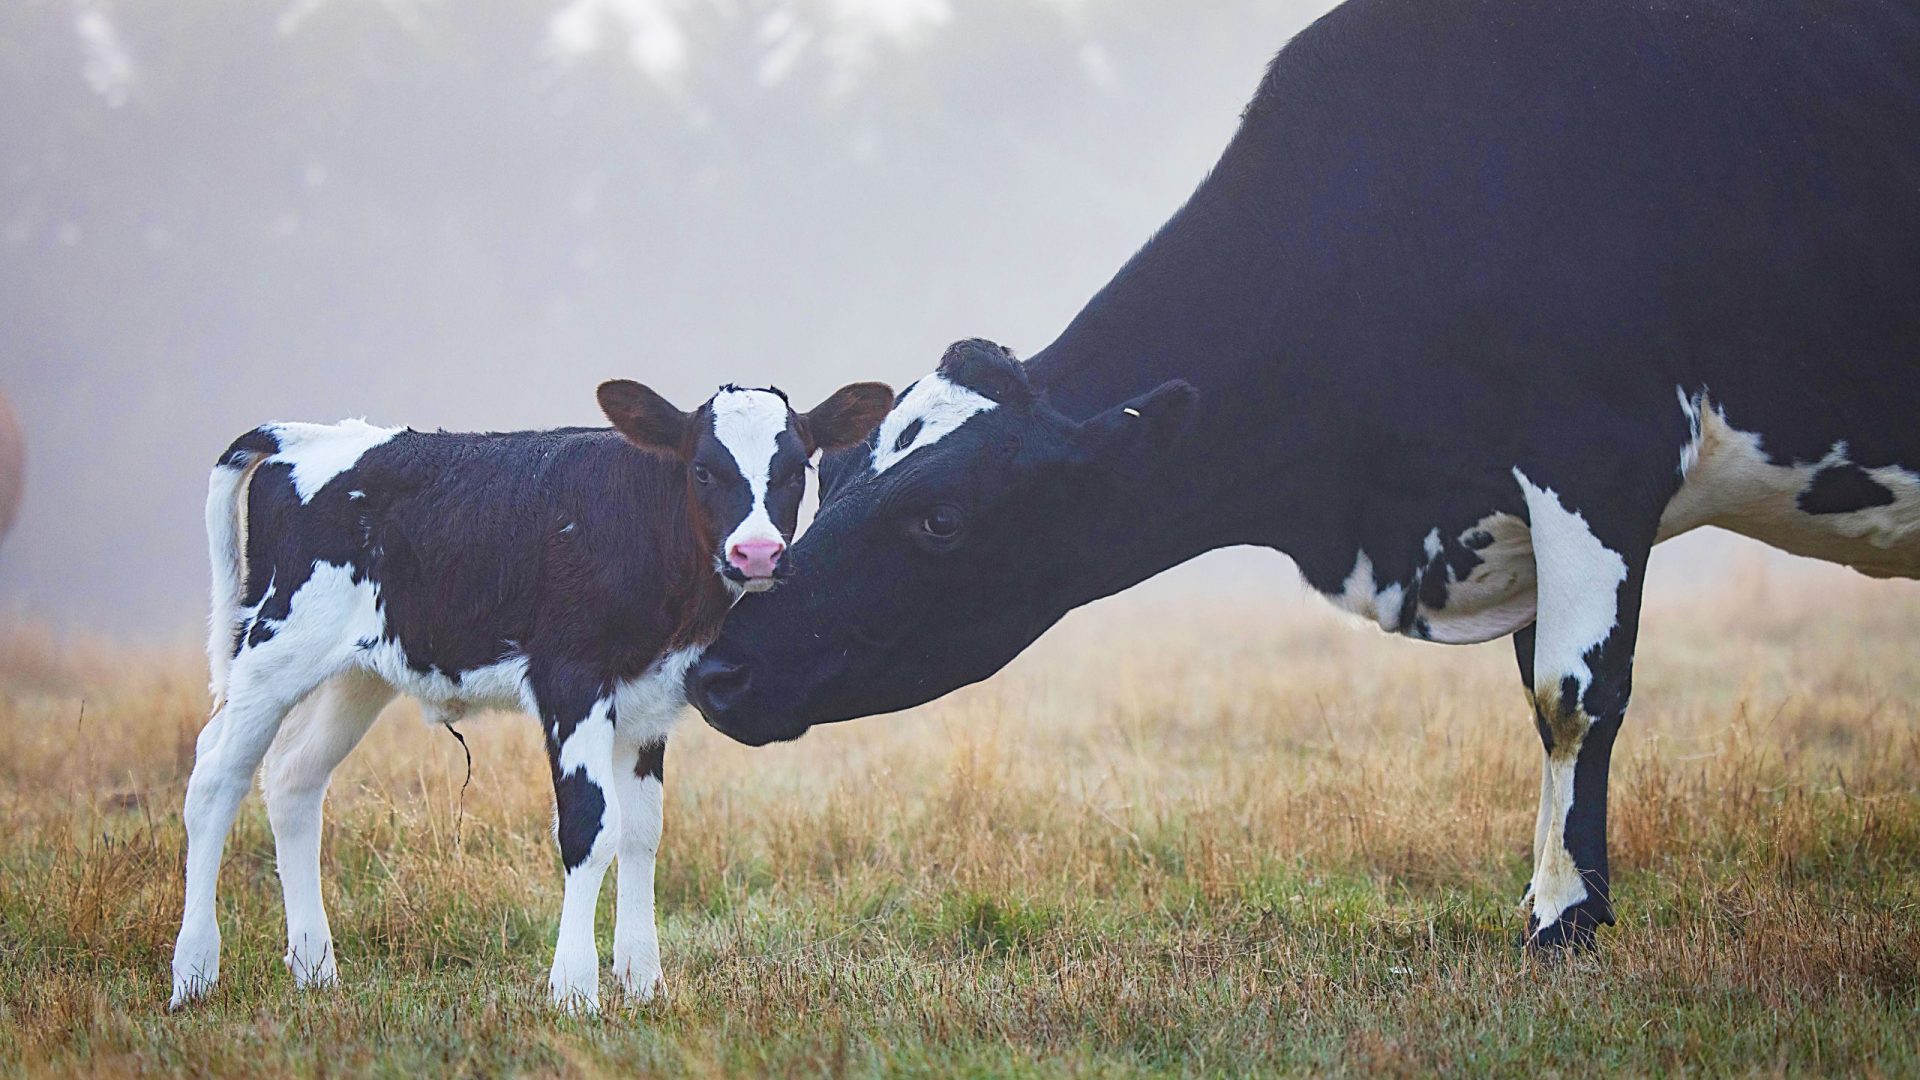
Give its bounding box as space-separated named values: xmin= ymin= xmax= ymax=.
xmin=691 ymin=0 xmax=1920 ymax=950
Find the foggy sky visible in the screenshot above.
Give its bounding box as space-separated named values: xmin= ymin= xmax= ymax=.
xmin=0 ymin=0 xmax=1861 ymax=641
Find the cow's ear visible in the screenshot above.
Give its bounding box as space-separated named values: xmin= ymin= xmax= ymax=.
xmin=599 ymin=380 xmax=689 ymax=453
xmin=799 ymin=381 xmax=895 ymax=453
xmin=1070 ymin=380 xmax=1199 ymax=472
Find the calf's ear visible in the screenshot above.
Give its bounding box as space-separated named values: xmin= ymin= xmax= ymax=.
xmin=599 ymin=380 xmax=689 ymax=453
xmin=1070 ymin=380 xmax=1199 ymax=474
xmin=799 ymin=382 xmax=895 ymax=453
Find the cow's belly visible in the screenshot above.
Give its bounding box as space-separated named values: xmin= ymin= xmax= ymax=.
xmin=1329 ymin=511 xmax=1538 ymax=645
xmin=1657 ymin=398 xmax=1920 ymax=579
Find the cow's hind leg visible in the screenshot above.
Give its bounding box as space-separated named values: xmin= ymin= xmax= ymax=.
xmin=533 ymin=668 xmax=621 ymax=1013
xmin=612 ymin=733 xmax=666 ymax=1001
xmin=171 ymin=668 xmax=324 ymax=1009
xmin=261 ymin=670 xmax=394 ymax=990
xmin=1514 ymin=472 xmax=1654 ymax=952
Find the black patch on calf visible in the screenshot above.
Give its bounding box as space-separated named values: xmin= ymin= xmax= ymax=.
xmin=550 ymin=766 xmax=605 ymax=871
xmin=218 ymin=427 xmax=280 ymax=467
xmin=635 ymin=742 xmax=665 ymax=781
xmin=1797 ymin=463 xmax=1895 ymax=515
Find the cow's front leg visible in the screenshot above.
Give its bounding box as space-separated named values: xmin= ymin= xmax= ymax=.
xmin=611 ymin=734 xmax=666 ymax=1001
xmin=535 ymin=675 xmax=621 ymax=1013
xmin=1515 ymin=474 xmax=1652 ymax=952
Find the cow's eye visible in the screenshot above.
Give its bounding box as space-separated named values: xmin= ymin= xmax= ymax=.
xmin=918 ymin=505 xmax=963 ymax=541
xmin=691 ymin=463 xmax=713 ymax=486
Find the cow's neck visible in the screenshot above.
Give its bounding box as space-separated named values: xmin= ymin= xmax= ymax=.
xmin=1023 ymin=120 xmax=1304 ymax=606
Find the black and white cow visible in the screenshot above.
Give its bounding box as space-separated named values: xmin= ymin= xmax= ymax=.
xmin=169 ymin=378 xmax=891 ymax=1011
xmin=691 ymin=0 xmax=1920 ymax=953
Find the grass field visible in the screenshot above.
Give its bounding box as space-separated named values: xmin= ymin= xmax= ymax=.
xmin=2 ymin=557 xmax=1918 ymax=1077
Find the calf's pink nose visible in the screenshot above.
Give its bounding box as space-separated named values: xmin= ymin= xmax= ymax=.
xmin=728 ymin=538 xmax=784 ymax=578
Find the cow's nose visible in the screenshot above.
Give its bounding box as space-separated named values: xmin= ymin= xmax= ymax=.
xmin=690 ymin=656 xmax=754 ymax=719
xmin=727 ymin=538 xmax=785 ymax=578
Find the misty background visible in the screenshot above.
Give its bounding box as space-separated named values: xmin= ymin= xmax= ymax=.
xmin=0 ymin=0 xmax=1849 ymax=642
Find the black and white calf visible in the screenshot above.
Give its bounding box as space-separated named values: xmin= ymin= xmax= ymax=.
xmin=169 ymin=378 xmax=890 ymax=1011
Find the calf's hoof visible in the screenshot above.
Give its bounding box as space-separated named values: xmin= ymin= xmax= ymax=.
xmin=285 ymin=939 xmax=339 ymax=990
xmin=169 ymin=929 xmax=221 ymax=1011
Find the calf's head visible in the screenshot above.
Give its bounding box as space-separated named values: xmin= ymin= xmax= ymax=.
xmin=688 ymin=339 xmax=1197 ymax=744
xmin=597 ymin=380 xmax=893 ymax=593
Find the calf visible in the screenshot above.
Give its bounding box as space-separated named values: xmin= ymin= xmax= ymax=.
xmin=169 ymin=378 xmax=891 ymax=1012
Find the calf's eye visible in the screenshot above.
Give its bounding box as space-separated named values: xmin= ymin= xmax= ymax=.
xmin=919 ymin=505 xmax=963 ymax=540
xmin=692 ymin=463 xmax=713 ymax=485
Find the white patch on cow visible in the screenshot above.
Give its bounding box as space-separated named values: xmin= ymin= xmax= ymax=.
xmin=711 ymin=388 xmax=793 ymax=592
xmin=1323 ymin=512 xmax=1536 ymax=644
xmin=869 ymin=374 xmax=996 ymax=475
xmin=1514 ymin=470 xmax=1626 ymax=940
xmin=1658 ymin=390 xmax=1920 ymax=578
xmin=1331 ymin=550 xmax=1404 ymax=633
xmin=1526 ymin=749 xmax=1589 ymax=930
xmin=1514 ymin=471 xmax=1627 ymax=700
xmin=265 ymin=419 xmax=401 ymax=503
xmin=1420 ymin=513 xmax=1537 ymax=644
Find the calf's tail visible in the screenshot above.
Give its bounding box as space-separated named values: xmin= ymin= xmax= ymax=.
xmin=206 ymin=429 xmax=277 ymax=707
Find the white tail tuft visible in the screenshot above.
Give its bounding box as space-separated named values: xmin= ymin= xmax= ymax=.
xmin=206 ymin=442 xmax=269 ymax=706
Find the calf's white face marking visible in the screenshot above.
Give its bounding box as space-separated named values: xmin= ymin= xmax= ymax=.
xmin=710 ymin=388 xmax=796 ymax=593
xmin=869 ymin=374 xmax=997 ymax=475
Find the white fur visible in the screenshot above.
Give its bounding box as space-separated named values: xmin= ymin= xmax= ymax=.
xmin=869 ymin=374 xmax=997 ymax=475
xmin=1325 ymin=512 xmax=1536 ymax=644
xmin=711 ymin=389 xmax=793 ymax=592
xmin=1514 ymin=470 xmax=1628 ymax=700
xmin=265 ymin=419 xmax=401 ymax=503
xmin=607 ymin=645 xmax=700 ymax=1001
xmin=205 ymin=457 xmax=262 ymax=704
xmin=549 ymin=697 xmax=620 ymax=1012
xmin=1658 ymin=390 xmax=1920 ymax=577
xmin=1525 ymin=751 xmax=1588 ymax=928
xmin=1421 ymin=513 xmax=1537 ymax=644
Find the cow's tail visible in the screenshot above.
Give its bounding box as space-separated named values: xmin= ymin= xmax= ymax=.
xmin=206 ymin=428 xmax=276 ymax=707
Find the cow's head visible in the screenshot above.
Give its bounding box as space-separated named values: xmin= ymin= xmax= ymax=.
xmin=598 ymin=379 xmax=893 ymax=594
xmin=688 ymin=339 xmax=1197 ymax=743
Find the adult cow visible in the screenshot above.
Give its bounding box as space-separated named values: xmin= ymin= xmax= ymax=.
xmin=691 ymin=0 xmax=1920 ymax=951
xmin=170 ymin=379 xmax=891 ymax=1012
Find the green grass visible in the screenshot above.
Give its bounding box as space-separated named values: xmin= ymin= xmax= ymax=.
xmin=2 ymin=571 xmax=1918 ymax=1076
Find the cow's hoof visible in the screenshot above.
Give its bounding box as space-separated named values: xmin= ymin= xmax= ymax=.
xmin=1524 ymin=900 xmax=1609 ymax=956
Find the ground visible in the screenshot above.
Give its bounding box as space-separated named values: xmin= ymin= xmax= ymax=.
xmin=2 ymin=558 xmax=1917 ymax=1077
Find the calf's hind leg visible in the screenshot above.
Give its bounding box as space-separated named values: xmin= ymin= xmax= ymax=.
xmin=261 ymin=670 xmax=394 ymax=990
xmin=533 ymin=670 xmax=622 ymax=1012
xmin=171 ymin=670 xmax=323 ymax=1009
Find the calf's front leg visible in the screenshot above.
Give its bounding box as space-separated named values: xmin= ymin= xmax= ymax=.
xmin=612 ymin=734 xmax=667 ymax=1000
xmin=535 ymin=677 xmax=622 ymax=1012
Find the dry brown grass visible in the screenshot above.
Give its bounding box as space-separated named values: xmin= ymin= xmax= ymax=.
xmin=1 ymin=560 xmax=1917 ymax=1076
